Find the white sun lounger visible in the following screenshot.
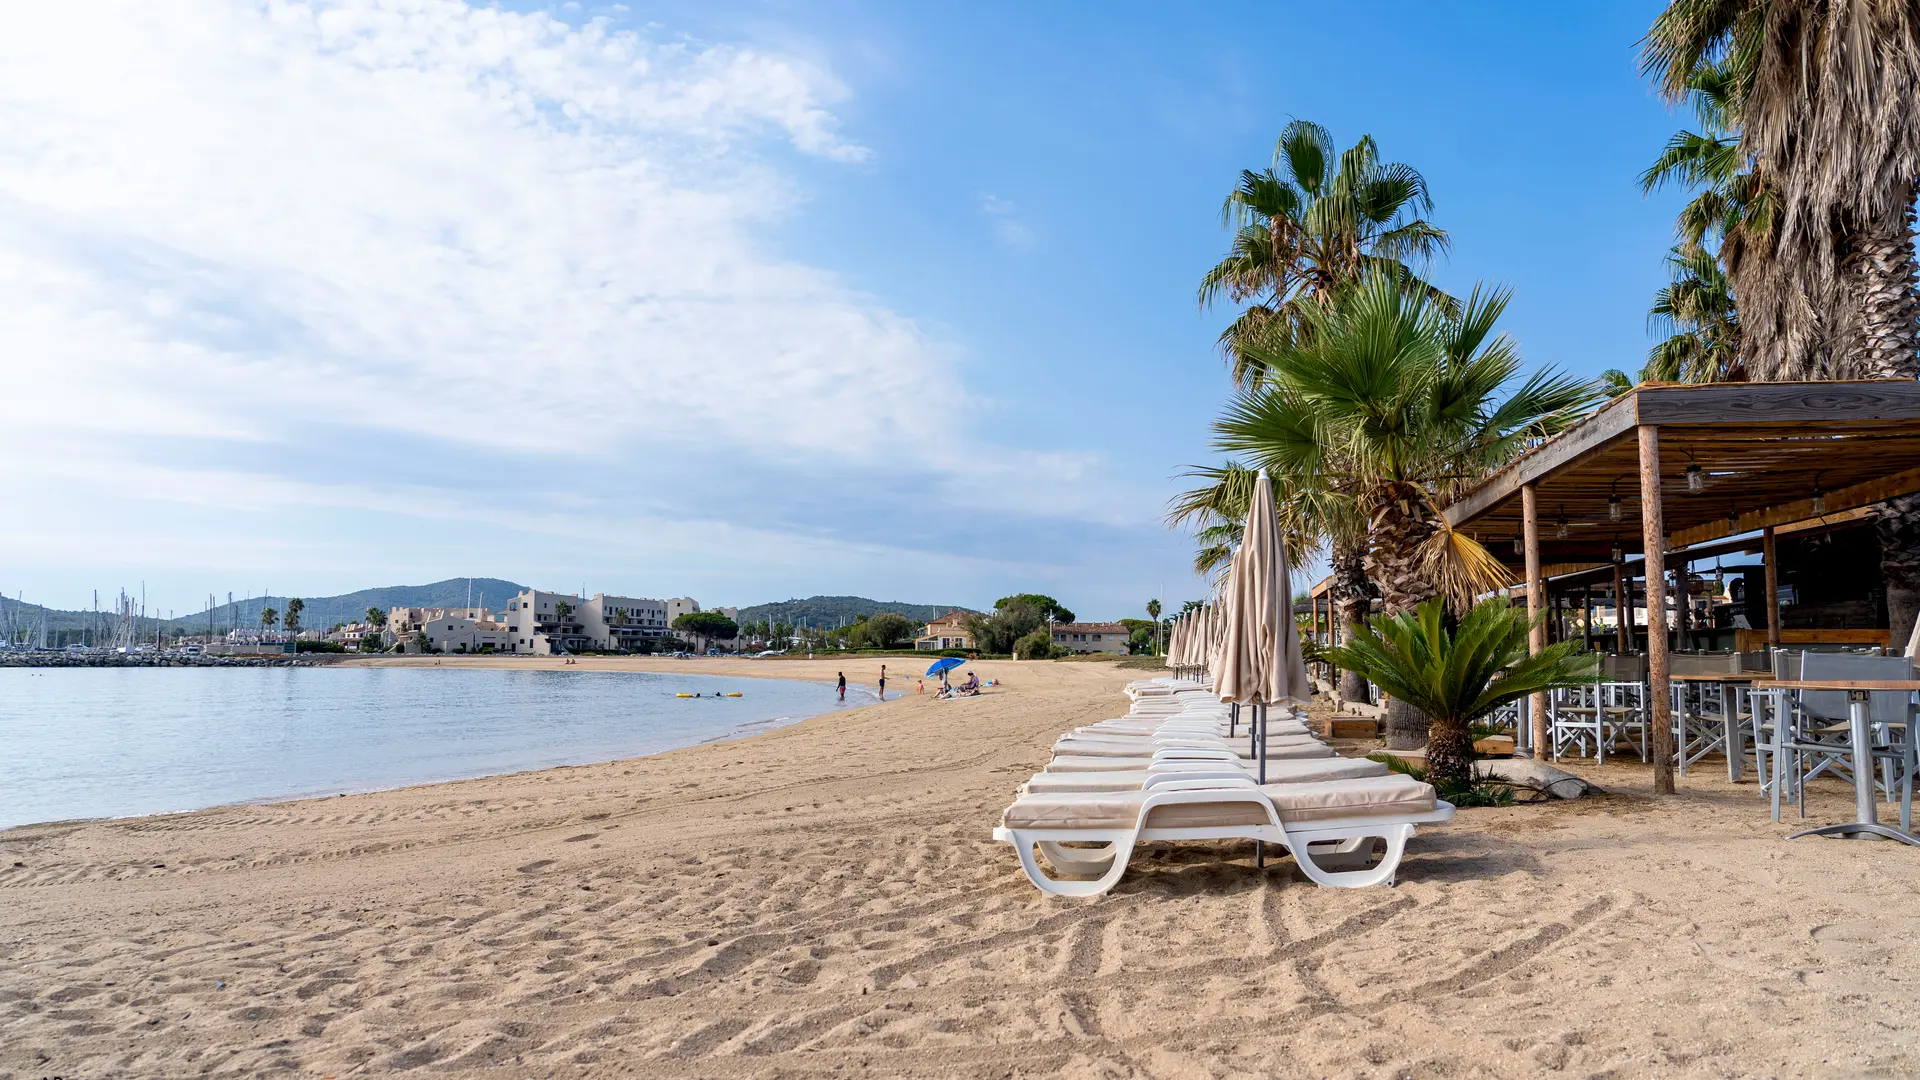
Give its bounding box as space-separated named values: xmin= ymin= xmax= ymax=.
xmin=1023 ymin=755 xmax=1390 ymax=794
xmin=994 ymin=775 xmax=1454 ymax=895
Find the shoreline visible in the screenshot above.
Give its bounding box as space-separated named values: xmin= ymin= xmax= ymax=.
xmin=0 ymin=661 xmax=874 ymax=835
xmin=8 ymin=660 xmax=1920 ymax=1077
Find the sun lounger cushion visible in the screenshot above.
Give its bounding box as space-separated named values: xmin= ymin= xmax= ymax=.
xmin=1043 ymin=744 xmax=1337 ymax=770
xmin=1052 ymin=734 xmax=1323 ymax=757
xmin=1022 ymin=756 xmax=1390 ymax=793
xmin=1001 ymin=775 xmax=1436 ymax=831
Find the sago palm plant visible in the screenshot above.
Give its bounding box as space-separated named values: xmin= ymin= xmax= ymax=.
xmin=1323 ymin=597 xmax=1597 ymax=793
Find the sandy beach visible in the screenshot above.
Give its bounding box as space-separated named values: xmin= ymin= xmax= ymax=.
xmin=5 ymin=655 xmax=1920 ymax=1078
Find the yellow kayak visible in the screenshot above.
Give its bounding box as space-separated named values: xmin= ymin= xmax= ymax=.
xmin=675 ymin=692 xmax=694 ymax=698
xmin=726 ymin=692 xmax=742 ymax=697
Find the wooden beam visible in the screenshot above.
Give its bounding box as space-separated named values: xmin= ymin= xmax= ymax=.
xmin=1762 ymin=526 xmax=1780 ymax=650
xmin=1633 ymin=379 xmax=1920 ymax=426
xmin=1667 ymin=464 xmax=1920 ymax=547
xmin=1638 ymin=425 xmax=1674 ymax=795
xmin=1523 ymin=483 xmax=1547 ymax=757
xmin=1446 ymin=395 xmax=1640 ymax=529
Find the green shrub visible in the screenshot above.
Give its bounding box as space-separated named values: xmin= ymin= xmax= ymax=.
xmin=1013 ymin=630 xmax=1053 ymax=660
xmin=294 ymin=640 xmax=346 ymax=654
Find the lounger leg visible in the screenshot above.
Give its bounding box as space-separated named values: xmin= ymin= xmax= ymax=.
xmin=1287 ymin=824 xmax=1414 ymax=889
xmin=1010 ymin=832 xmax=1136 ymax=897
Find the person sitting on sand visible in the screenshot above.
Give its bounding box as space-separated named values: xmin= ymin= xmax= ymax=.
xmin=959 ymin=670 xmax=980 ymax=695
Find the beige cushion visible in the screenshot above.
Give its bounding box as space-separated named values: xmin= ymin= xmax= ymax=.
xmin=1044 ymin=742 xmax=1337 ymax=770
xmin=1023 ymin=757 xmax=1389 ymax=794
xmin=1001 ymin=775 xmax=1437 ymax=830
xmin=1084 ymin=720 xmax=1309 ymax=737
xmin=1052 ymin=734 xmax=1324 ymax=758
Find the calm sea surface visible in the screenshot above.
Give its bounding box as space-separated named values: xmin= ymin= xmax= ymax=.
xmin=0 ymin=666 xmax=851 ymax=829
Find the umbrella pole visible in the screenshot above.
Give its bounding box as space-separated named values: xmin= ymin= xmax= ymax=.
xmin=1229 ymin=701 xmax=1237 ymax=738
xmin=1254 ymin=703 xmax=1266 ymax=870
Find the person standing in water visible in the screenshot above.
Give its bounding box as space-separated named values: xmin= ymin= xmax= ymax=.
xmin=837 ymin=671 xmax=846 ymax=701
xmin=877 ymin=664 xmax=887 ymax=700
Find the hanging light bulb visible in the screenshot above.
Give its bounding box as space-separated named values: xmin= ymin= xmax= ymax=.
xmin=1513 ymin=536 xmax=1524 ymax=556
xmin=1610 ymin=541 xmax=1623 ymax=563
xmin=1556 ymin=518 xmax=1569 ymax=540
xmin=1727 ymin=506 xmax=1739 ymax=530
xmin=1686 ymin=463 xmax=1704 ymax=494
xmin=1608 ymin=480 xmax=1623 ymax=522
xmin=1811 ymin=490 xmax=1825 ymax=515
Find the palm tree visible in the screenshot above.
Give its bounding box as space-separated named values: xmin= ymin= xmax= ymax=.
xmin=283 ymin=597 xmax=304 ymax=635
xmin=366 ymin=606 xmax=386 ymax=630
xmin=1144 ymin=598 xmax=1162 ymax=656
xmin=1323 ymin=596 xmax=1597 ymax=791
xmin=1645 ymin=244 xmax=1743 ymax=382
xmin=1643 ymin=0 xmax=1920 ymax=642
xmin=1217 ymin=272 xmax=1601 ymax=748
xmin=1198 ymin=120 xmax=1451 ymax=388
xmin=1643 ymin=0 xmax=1920 ymax=379
xmin=260 ymin=607 xmax=278 ymax=634
xmin=1638 ymin=56 xmax=1771 ymax=384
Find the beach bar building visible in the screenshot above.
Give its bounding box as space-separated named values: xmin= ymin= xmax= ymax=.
xmin=1437 ymin=380 xmax=1920 ymax=793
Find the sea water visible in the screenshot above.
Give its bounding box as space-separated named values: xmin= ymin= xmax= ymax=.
xmin=0 ymin=666 xmax=850 ymax=829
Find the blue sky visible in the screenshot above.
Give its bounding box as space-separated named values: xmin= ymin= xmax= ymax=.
xmin=0 ymin=0 xmax=1682 ymax=621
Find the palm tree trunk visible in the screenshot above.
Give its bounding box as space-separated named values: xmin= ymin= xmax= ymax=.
xmin=1328 ymin=536 xmax=1374 ymax=704
xmin=1426 ymin=716 xmax=1474 ymax=793
xmin=1848 ymin=197 xmax=1920 ymax=380
xmin=1368 ymin=485 xmax=1444 ymax=750
xmin=1855 ymin=196 xmax=1920 ymax=650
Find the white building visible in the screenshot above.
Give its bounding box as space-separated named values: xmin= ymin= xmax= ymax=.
xmin=499 ymin=590 xmax=682 ymax=654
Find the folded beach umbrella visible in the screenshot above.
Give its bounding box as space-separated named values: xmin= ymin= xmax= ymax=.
xmin=1215 ymin=471 xmax=1312 ymax=764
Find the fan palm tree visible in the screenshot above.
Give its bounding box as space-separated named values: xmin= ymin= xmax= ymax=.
xmin=1643 ymin=0 xmax=1920 ymax=646
xmin=1645 ymin=244 xmax=1744 ymax=382
xmin=1643 ymin=0 xmax=1920 ymax=380
xmin=1216 ymin=271 xmax=1602 ymax=747
xmin=1198 ymin=120 xmax=1451 ymax=388
xmin=1324 ymin=596 xmax=1598 ymax=791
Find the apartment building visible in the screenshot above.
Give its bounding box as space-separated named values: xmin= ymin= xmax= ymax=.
xmin=1050 ymin=621 xmax=1131 ymax=655
xmin=500 ymin=589 xmax=682 ymax=654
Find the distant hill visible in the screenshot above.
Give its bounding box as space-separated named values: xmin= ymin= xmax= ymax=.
xmin=213 ymin=578 xmax=531 ymax=630
xmin=1 ymin=578 xmax=528 ymax=642
xmin=736 ymin=595 xmax=976 ymax=628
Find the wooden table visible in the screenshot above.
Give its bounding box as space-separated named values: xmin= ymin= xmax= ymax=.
xmin=1750 ymin=679 xmax=1920 ymax=845
xmin=1671 ymin=673 xmax=1762 ymax=780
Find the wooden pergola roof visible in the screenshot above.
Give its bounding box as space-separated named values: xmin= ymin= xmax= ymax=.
xmin=1444 ymin=380 xmax=1920 ymax=565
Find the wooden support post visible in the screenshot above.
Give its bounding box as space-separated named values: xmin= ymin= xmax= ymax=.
xmin=1763 ymin=526 xmax=1781 ymax=650
xmin=1613 ymin=559 xmax=1630 ymax=654
xmin=1583 ymin=585 xmax=1594 ymax=650
xmin=1638 ymin=425 xmax=1675 ymax=795
xmin=1522 ymin=483 xmax=1548 ymax=756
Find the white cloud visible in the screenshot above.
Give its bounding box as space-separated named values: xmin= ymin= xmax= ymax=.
xmin=980 ymin=193 xmax=1034 ymax=249
xmin=0 ymin=0 xmax=1187 ymax=614
xmin=0 ymin=0 xmax=898 ymax=460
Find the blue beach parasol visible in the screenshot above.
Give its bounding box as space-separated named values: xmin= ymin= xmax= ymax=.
xmin=925 ymin=657 xmax=965 ymax=677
